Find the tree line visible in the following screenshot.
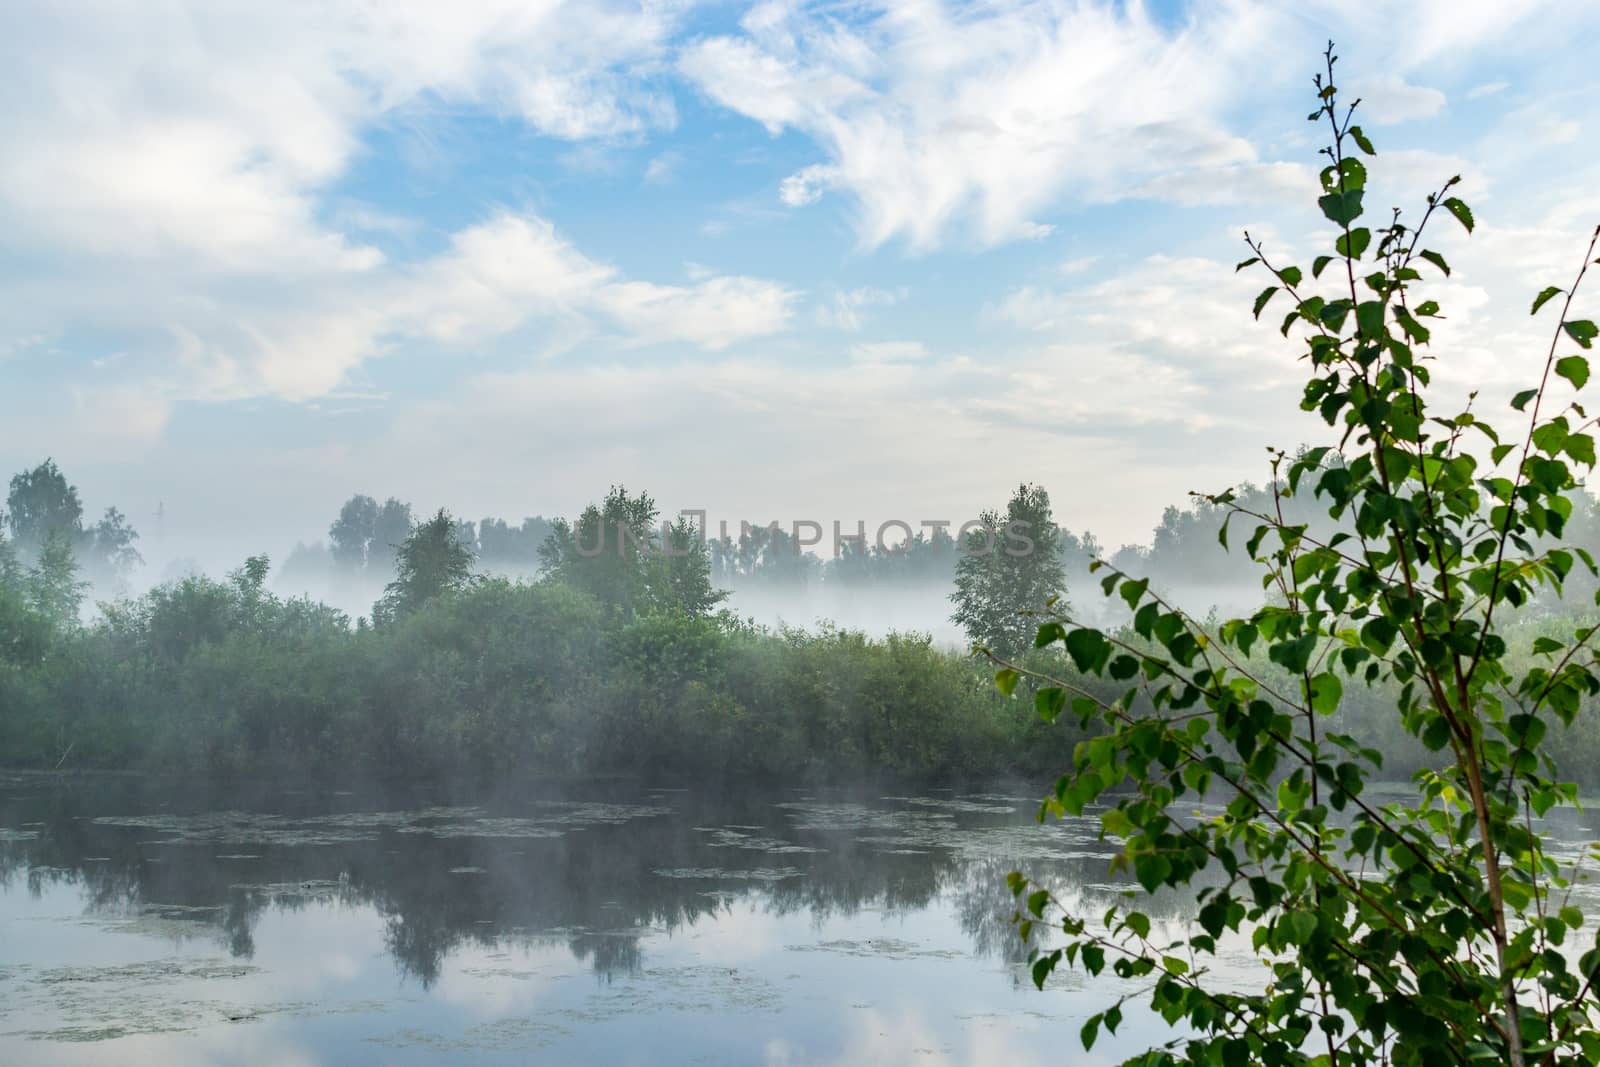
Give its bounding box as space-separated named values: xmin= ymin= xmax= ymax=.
xmin=1 ymin=460 xmax=1597 ymax=794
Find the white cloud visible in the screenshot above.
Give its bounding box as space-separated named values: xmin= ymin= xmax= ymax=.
xmin=599 ymin=274 xmax=799 ymax=351
xmin=849 ymin=340 xmax=928 ymax=363
xmin=1467 ymin=80 xmax=1510 ymax=100
xmin=681 ymin=1 xmax=1274 ymax=249
xmin=220 ymin=212 xmax=798 ymax=402
xmin=0 ymin=3 xmax=720 ymax=422
xmin=0 ymin=2 xmax=683 ymax=277
xmin=779 ymin=164 xmax=838 ymax=207
xmin=815 ymin=286 xmax=904 ymax=331
xmin=1349 ymin=75 xmax=1447 ymax=125
xmin=1530 ymin=115 xmax=1581 ymax=145
xmin=1134 ymin=163 xmax=1316 ymax=208
xmin=0 ymin=3 xmax=801 ymax=417
xmin=679 ymin=0 xmax=1584 ymax=250
xmin=644 ymin=150 xmax=683 ymax=183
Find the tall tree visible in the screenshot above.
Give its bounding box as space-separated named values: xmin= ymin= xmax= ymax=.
xmin=27 ymin=529 xmax=86 ymax=628
xmin=83 ymin=506 xmax=143 ymax=592
xmin=540 ymin=486 xmax=660 ymax=616
xmin=541 ymin=487 xmax=724 ymax=617
xmin=0 ymin=527 xmax=49 ymax=667
xmin=367 ymin=497 xmax=413 ymax=576
xmin=650 ymin=516 xmax=729 ymax=616
xmin=0 ymin=526 xmax=20 ymax=590
xmin=373 ymin=509 xmax=474 ymax=624
xmin=1001 ymin=51 xmax=1600 ymax=1065
xmin=328 ymin=495 xmax=378 ymax=571
xmin=949 ymin=483 xmax=1065 ymax=658
xmin=7 ymin=459 xmax=83 ymax=556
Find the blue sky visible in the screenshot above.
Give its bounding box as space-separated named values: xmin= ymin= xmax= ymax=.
xmin=2 ymin=0 xmax=1598 ymax=571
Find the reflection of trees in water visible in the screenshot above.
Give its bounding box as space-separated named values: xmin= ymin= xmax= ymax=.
xmin=0 ymin=777 xmax=1194 ymax=987
xmin=949 ymin=855 xmax=1212 ymax=989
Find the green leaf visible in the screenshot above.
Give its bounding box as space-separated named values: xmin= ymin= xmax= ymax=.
xmin=1080 ymin=1012 xmax=1102 ymax=1051
xmin=994 ymin=668 xmax=1020 ymax=696
xmin=1418 ymin=249 xmax=1450 ymax=276
xmin=1032 ymin=951 xmax=1060 ymax=991
xmin=1336 ymin=228 xmax=1371 ymax=259
xmin=1312 ymin=255 xmax=1334 ymax=278
xmin=1557 ymin=355 xmax=1591 ymax=390
xmin=1064 ymin=629 xmax=1110 ymax=674
xmin=1254 ymin=286 xmax=1279 ymax=320
xmin=1284 ymin=910 xmax=1318 ymax=945
xmin=1349 ymin=125 xmax=1376 ymax=155
xmin=1393 ymin=306 xmax=1429 ymax=344
xmin=1532 ymin=286 xmax=1565 ymax=315
xmin=1035 ymin=687 xmax=1067 ymax=723
xmin=1356 ymin=301 xmax=1385 ymax=338
xmin=1512 ymin=389 xmax=1538 ymax=411
xmin=1235 ymin=257 xmax=1260 ymax=272
xmin=1309 ymin=672 xmax=1343 ymax=715
xmin=1135 ymin=853 xmax=1172 ymax=893
xmin=1080 ymin=943 xmax=1105 ymax=975
xmin=1564 ymin=320 xmax=1598 ymax=349
xmin=1442 ymin=196 xmax=1475 ymax=233
xmin=1271 ymin=634 xmax=1318 ymax=674
xmin=1319 ymin=190 xmax=1365 ymax=227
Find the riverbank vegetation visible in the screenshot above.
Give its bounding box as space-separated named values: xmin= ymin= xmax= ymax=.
xmin=4 ymin=474 xmax=1600 ymax=789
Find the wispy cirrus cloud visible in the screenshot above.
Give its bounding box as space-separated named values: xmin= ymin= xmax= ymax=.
xmin=679 ymin=0 xmax=1580 ymax=251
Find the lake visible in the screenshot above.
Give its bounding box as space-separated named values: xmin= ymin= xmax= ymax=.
xmin=8 ymin=771 xmax=1589 ymax=1065
xmin=0 ymin=770 xmax=1187 ymax=1065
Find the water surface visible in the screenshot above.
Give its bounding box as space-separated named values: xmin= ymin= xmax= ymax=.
xmin=10 ymin=771 xmax=1572 ymax=1065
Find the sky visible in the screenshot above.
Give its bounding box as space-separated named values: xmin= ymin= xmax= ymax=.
xmin=2 ymin=0 xmax=1599 ymax=572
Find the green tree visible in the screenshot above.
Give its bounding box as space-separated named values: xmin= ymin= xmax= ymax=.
xmin=374 ymin=509 xmax=475 ymax=624
xmin=6 ymin=458 xmax=83 ymax=556
xmin=540 ymin=486 xmax=657 ymax=616
xmin=650 ymin=515 xmax=730 ymax=616
xmin=368 ymin=497 xmax=413 ymax=576
xmin=27 ymin=529 xmax=86 ymax=628
xmin=999 ymin=47 xmax=1600 ymax=1067
xmin=328 ymin=494 xmax=378 ymax=570
xmin=0 ymin=528 xmax=51 ymax=666
xmin=950 ymin=483 xmax=1065 ymax=658
xmin=541 ymin=488 xmax=727 ymax=618
xmin=84 ymin=505 xmax=143 ymax=593
xmin=0 ymin=526 xmax=20 ymax=590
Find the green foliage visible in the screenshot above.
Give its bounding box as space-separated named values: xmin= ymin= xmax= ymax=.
xmin=540 ymin=486 xmax=727 ymax=618
xmin=998 ymin=47 xmax=1600 ymax=1066
xmin=6 ymin=458 xmax=83 ymax=554
xmin=3 ymin=459 xmax=140 ymax=592
xmin=0 ymin=564 xmax=1089 ymax=782
xmin=649 ymin=515 xmax=729 ymax=617
xmin=328 ymin=494 xmax=412 ymax=575
xmin=373 ymin=508 xmax=476 ymax=625
xmin=951 ymin=483 xmax=1068 ymax=658
xmin=27 ymin=530 xmax=86 ymax=628
xmin=0 ymin=529 xmax=51 ymax=668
